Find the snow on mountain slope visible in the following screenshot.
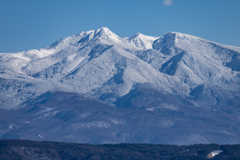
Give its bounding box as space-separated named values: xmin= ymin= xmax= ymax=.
xmin=128 ymin=33 xmax=159 ymax=49
xmin=150 ymin=32 xmax=240 ymax=109
xmin=0 ymin=27 xmax=240 ymax=112
xmin=1 ymin=27 xmax=240 ymax=144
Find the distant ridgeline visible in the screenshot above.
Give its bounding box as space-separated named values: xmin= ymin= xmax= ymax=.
xmin=0 ymin=140 xmax=240 ymax=160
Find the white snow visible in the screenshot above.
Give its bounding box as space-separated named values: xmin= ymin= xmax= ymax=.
xmin=209 ymin=150 xmax=223 ymax=157
xmin=67 ymin=56 xmax=86 ymax=73
xmin=128 ymin=33 xmax=159 ymax=49
xmin=38 ymin=134 xmax=43 ymax=138
xmin=0 ymin=27 xmax=240 ymax=110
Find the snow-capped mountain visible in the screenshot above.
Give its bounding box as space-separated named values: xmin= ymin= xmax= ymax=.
xmin=0 ymin=27 xmax=240 ymax=144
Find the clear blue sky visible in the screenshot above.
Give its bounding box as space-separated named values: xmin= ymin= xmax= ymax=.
xmin=0 ymin=0 xmax=240 ymax=53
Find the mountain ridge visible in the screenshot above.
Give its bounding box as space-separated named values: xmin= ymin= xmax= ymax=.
xmin=0 ymin=27 xmax=240 ymax=144
xmin=1 ymin=27 xmax=240 ymax=109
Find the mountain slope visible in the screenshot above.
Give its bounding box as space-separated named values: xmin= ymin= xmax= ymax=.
xmin=1 ymin=91 xmax=240 ymax=144
xmin=0 ymin=27 xmax=240 ymax=144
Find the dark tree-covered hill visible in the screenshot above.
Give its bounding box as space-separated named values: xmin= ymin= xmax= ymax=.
xmin=0 ymin=140 xmax=240 ymax=160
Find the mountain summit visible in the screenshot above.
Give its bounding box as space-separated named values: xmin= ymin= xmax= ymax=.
xmin=0 ymin=27 xmax=240 ymax=144
xmin=128 ymin=33 xmax=159 ymax=49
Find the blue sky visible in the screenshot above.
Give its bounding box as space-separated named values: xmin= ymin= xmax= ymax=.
xmin=0 ymin=0 xmax=240 ymax=53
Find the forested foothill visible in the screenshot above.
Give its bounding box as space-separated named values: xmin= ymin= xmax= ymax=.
xmin=0 ymin=140 xmax=240 ymax=160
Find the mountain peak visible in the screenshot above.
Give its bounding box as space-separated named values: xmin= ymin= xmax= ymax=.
xmin=162 ymin=31 xmax=180 ymax=40
xmin=94 ymin=27 xmax=119 ymax=38
xmin=129 ymin=33 xmax=158 ymax=40
xmin=91 ymin=27 xmax=121 ymax=43
xmin=128 ymin=33 xmax=159 ymax=49
xmin=163 ymin=31 xmax=202 ymax=41
xmin=129 ymin=33 xmax=144 ymax=39
xmin=95 ymin=27 xmax=112 ymax=34
xmin=153 ymin=31 xmax=201 ymax=51
xmin=164 ymin=31 xmax=188 ymax=36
